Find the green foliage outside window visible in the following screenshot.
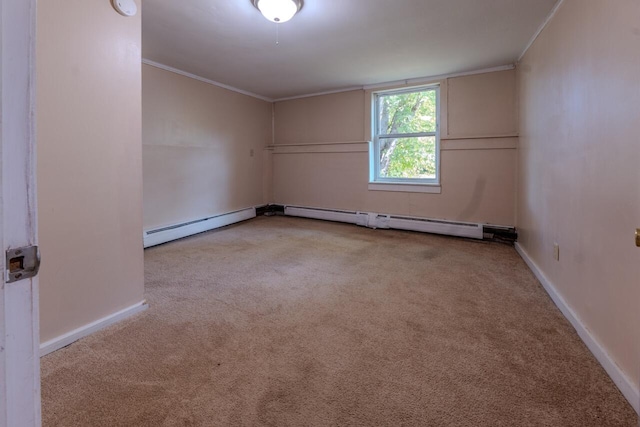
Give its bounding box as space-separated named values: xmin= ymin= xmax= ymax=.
xmin=377 ymin=89 xmax=437 ymax=179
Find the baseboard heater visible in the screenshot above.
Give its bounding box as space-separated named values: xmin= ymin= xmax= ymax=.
xmin=143 ymin=207 xmax=256 ymax=248
xmin=284 ymin=206 xmax=484 ymax=239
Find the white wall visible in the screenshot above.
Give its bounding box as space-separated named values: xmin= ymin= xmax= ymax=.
xmin=273 ymin=70 xmax=518 ymax=226
xmin=37 ymin=0 xmax=145 ymax=343
xmin=142 ymin=64 xmax=272 ymax=230
xmin=517 ymin=0 xmax=639 ymax=406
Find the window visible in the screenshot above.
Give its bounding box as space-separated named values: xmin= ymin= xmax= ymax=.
xmin=370 ymin=85 xmax=440 ymax=189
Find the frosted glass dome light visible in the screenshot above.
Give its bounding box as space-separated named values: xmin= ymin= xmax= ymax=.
xmin=253 ymin=0 xmax=303 ymax=23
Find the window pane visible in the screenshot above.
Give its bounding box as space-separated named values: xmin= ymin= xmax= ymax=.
xmin=377 ymin=89 xmax=436 ymax=135
xmin=379 ymin=136 xmax=436 ymax=179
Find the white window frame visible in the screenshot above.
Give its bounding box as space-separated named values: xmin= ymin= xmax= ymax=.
xmin=369 ymin=84 xmax=441 ymax=192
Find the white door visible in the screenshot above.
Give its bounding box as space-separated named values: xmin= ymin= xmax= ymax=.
xmin=0 ymin=0 xmax=41 ymax=426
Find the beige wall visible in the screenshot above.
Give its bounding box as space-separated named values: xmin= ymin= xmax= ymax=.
xmin=273 ymin=70 xmax=518 ymax=226
xmin=447 ymin=70 xmax=518 ymax=138
xmin=142 ymin=65 xmax=272 ymax=230
xmin=37 ymin=1 xmax=145 ymax=342
xmin=517 ymin=0 xmax=639 ymax=391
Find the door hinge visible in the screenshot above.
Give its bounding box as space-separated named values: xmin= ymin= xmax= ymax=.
xmin=6 ymin=245 xmax=40 ymax=283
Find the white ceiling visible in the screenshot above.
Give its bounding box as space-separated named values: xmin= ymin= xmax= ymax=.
xmin=142 ymin=0 xmax=558 ymax=100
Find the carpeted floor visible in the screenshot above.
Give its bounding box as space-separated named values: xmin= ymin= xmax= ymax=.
xmin=41 ymin=216 xmax=637 ymax=426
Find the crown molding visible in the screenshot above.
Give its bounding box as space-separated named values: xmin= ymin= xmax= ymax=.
xmin=518 ymin=0 xmax=565 ymax=62
xmin=141 ymin=59 xmax=274 ymax=102
xmin=142 ymin=59 xmax=516 ymax=104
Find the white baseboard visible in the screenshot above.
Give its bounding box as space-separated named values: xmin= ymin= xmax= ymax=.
xmin=144 ymin=207 xmax=256 ymax=248
xmin=515 ymin=243 xmax=639 ymax=414
xmin=40 ymin=301 xmax=148 ymax=357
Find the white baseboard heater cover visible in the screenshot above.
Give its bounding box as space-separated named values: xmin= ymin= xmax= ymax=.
xmin=285 ymin=206 xmax=369 ymax=227
xmin=283 ymin=206 xmax=483 ymax=239
xmin=144 ymin=207 xmax=256 ymax=248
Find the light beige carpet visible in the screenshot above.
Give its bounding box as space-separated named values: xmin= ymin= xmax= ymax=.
xmin=41 ymin=216 xmax=637 ymax=426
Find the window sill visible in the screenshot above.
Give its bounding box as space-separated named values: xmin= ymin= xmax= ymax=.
xmin=368 ymin=182 xmax=441 ymax=194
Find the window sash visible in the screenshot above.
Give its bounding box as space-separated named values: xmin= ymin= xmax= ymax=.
xmin=378 ymin=131 xmax=436 ymax=139
xmin=372 ymin=86 xmax=440 ymax=184
xmin=373 ymin=136 xmax=438 ymax=183
xmin=376 ymin=87 xmax=438 ymax=136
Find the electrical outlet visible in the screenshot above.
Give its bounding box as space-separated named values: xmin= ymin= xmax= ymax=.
xmin=553 ymin=243 xmax=560 ymax=261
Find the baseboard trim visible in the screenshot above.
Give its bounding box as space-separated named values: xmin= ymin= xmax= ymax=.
xmin=515 ymin=243 xmax=639 ymax=414
xmin=40 ymin=301 xmax=148 ymax=357
xmin=144 ymin=207 xmax=256 ymax=248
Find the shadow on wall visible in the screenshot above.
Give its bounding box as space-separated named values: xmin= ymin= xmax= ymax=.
xmin=457 ymin=177 xmax=486 ymax=221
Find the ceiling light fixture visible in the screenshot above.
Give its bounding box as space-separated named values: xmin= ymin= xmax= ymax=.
xmin=252 ymin=0 xmax=303 ymax=23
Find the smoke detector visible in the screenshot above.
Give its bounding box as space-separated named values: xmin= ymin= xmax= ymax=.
xmin=112 ymin=0 xmax=137 ymax=17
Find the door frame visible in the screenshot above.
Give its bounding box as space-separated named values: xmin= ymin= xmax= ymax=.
xmin=0 ymin=0 xmax=41 ymax=426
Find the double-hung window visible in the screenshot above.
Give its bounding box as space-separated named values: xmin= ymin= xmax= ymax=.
xmin=371 ymin=85 xmax=440 ymax=188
